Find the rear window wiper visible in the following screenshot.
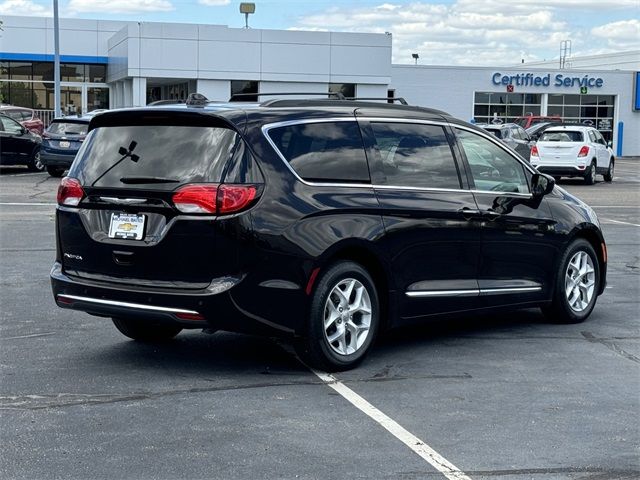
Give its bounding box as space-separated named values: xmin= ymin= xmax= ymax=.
xmin=120 ymin=176 xmax=180 ymax=184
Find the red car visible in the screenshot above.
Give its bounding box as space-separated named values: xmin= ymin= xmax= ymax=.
xmin=514 ymin=115 xmax=562 ymax=129
xmin=0 ymin=105 xmax=44 ymax=135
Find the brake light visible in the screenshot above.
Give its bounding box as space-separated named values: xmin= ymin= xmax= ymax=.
xmin=578 ymin=146 xmax=590 ymax=157
xmin=172 ymin=184 xmax=218 ymax=213
xmin=57 ymin=177 xmax=85 ymax=206
xmin=172 ymin=183 xmax=259 ymax=215
xmin=218 ymin=185 xmax=257 ymax=215
xmin=530 ymin=145 xmax=539 ymax=157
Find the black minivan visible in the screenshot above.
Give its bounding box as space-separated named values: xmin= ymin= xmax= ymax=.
xmin=51 ymin=97 xmax=607 ymax=370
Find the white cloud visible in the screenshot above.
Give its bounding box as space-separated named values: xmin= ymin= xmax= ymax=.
xmin=198 ymin=0 xmax=230 ymax=5
xmin=0 ymin=0 xmax=50 ymax=15
xmin=293 ymin=1 xmax=637 ymax=66
xmin=591 ymin=19 xmax=640 ymax=50
xmin=67 ymin=0 xmax=173 ymax=14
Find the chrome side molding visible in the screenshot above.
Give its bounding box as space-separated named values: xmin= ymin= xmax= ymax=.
xmin=406 ymin=286 xmax=542 ymax=298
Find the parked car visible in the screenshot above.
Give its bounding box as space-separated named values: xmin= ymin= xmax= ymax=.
xmin=0 ymin=105 xmax=45 ymax=135
xmin=40 ymin=116 xmax=91 ymax=177
xmin=479 ymin=123 xmax=532 ymax=158
xmin=514 ymin=115 xmax=562 ymax=130
xmin=526 ymin=121 xmax=563 ymax=142
xmin=0 ymin=113 xmax=43 ymax=171
xmin=530 ymin=125 xmax=614 ymax=185
xmin=51 ymin=95 xmax=607 ymax=371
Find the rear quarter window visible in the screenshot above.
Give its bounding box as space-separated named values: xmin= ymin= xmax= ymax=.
xmin=267 ymin=121 xmax=370 ymax=183
xmin=69 ymin=125 xmax=239 ymax=190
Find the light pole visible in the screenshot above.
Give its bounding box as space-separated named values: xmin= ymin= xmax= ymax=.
xmin=412 ymin=53 xmax=419 ymax=65
xmin=239 ymin=3 xmax=255 ymax=29
xmin=53 ymin=0 xmax=61 ymax=118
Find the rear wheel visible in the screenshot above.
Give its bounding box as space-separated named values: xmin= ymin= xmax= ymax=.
xmin=26 ymin=149 xmax=44 ymax=172
xmin=295 ymin=261 xmax=379 ymax=371
xmin=541 ymin=238 xmax=600 ymax=324
xmin=112 ymin=317 xmax=182 ymax=342
xmin=603 ymin=158 xmax=614 ymax=182
xmin=583 ymin=160 xmax=596 ymax=185
xmin=47 ymin=166 xmax=65 ymax=177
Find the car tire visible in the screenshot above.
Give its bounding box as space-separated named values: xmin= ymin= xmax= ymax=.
xmin=47 ymin=166 xmax=66 ymax=177
xmin=294 ymin=261 xmax=379 ymax=372
xmin=583 ymin=160 xmax=596 ymax=185
xmin=26 ymin=149 xmax=45 ymax=172
xmin=541 ymin=238 xmax=600 ymax=324
xmin=112 ymin=317 xmax=182 ymax=342
xmin=603 ymin=158 xmax=614 ymax=182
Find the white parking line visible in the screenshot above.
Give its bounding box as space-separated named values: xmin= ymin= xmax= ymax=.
xmin=602 ymin=218 xmax=640 ymax=227
xmin=591 ymin=206 xmax=639 ymax=209
xmin=0 ymin=172 xmax=47 ymax=177
xmin=313 ymin=370 xmax=472 ymax=480
xmin=0 ymin=202 xmax=55 ymax=206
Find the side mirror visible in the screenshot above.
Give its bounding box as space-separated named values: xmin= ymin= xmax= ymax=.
xmin=607 ymin=140 xmax=613 ymax=148
xmin=531 ymin=173 xmax=555 ymax=198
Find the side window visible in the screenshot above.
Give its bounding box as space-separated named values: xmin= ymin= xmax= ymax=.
xmin=370 ymin=122 xmax=461 ymax=189
xmin=0 ymin=116 xmax=23 ymax=134
xmin=456 ymin=128 xmax=530 ymax=194
xmin=268 ymin=121 xmax=370 ymax=183
xmin=511 ymin=127 xmax=522 ymax=140
xmin=594 ymin=130 xmax=606 ymax=145
xmin=518 ymin=127 xmax=529 ymax=141
xmin=588 ymin=131 xmax=597 ymax=143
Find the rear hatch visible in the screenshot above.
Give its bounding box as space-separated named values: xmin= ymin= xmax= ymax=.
xmin=536 ymin=130 xmax=584 ymax=163
xmin=43 ymin=119 xmax=89 ymax=154
xmin=56 ymin=110 xmax=251 ymax=287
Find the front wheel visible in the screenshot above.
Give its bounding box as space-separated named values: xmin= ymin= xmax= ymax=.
xmin=603 ymin=158 xmax=614 ymax=182
xmin=295 ymin=261 xmax=379 ymax=371
xmin=112 ymin=317 xmax=182 ymax=342
xmin=541 ymin=239 xmax=600 ymax=324
xmin=26 ymin=149 xmax=45 ymax=172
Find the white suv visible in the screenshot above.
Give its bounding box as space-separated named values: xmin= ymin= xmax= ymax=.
xmin=529 ymin=125 xmax=614 ymax=185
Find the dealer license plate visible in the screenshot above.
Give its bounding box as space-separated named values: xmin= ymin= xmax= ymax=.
xmin=59 ymin=141 xmax=70 ymax=148
xmin=108 ymin=213 xmax=146 ymax=240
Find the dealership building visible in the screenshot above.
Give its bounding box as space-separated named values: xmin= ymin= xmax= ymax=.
xmin=1 ymin=15 xmax=639 ymax=156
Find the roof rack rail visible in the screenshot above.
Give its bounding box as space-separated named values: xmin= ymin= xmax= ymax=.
xmin=148 ymin=99 xmax=186 ymax=106
xmin=345 ymin=97 xmax=408 ymax=105
xmin=229 ymin=92 xmax=346 ymax=102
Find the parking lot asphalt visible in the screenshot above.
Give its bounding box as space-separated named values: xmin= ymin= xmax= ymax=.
xmin=1 ymin=160 xmax=638 ymax=480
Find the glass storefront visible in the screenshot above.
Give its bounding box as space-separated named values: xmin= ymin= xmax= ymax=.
xmin=0 ymin=60 xmax=109 ymax=121
xmin=547 ymin=94 xmax=615 ymax=142
xmin=473 ymin=92 xmax=542 ymax=124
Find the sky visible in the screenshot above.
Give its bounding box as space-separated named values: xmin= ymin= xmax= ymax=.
xmin=0 ymin=0 xmax=638 ymax=66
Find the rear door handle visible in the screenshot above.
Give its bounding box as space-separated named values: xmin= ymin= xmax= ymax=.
xmin=458 ymin=207 xmax=483 ymax=220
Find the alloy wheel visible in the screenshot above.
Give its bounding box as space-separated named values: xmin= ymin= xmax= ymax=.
xmin=323 ymin=278 xmax=372 ymax=356
xmin=564 ymin=251 xmax=596 ymax=312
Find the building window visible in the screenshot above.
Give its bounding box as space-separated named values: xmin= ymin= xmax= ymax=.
xmin=329 ymin=83 xmax=356 ymax=99
xmin=547 ymin=94 xmax=615 ymax=142
xmin=473 ymin=92 xmax=541 ymax=124
xmin=88 ymin=87 xmax=109 ymax=111
xmin=231 ymin=80 xmax=259 ymax=102
xmin=387 ymin=89 xmax=395 ymax=104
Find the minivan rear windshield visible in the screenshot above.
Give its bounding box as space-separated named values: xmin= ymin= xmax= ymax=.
xmin=47 ymin=122 xmax=89 ymax=135
xmin=539 ymin=131 xmax=584 ymax=142
xmin=69 ymin=125 xmax=238 ymax=189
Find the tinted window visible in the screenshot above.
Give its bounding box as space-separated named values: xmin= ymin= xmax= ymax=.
xmin=456 ymin=128 xmax=529 ymax=194
xmin=230 ymin=80 xmax=258 ymax=102
xmin=269 ymin=121 xmax=370 ymax=183
xmin=371 ymin=122 xmax=460 ymax=189
xmin=0 ymin=115 xmax=23 ymax=134
xmin=70 ymin=125 xmax=239 ymax=190
xmin=47 ymin=122 xmax=89 ymax=135
xmin=539 ymin=131 xmax=584 ymax=142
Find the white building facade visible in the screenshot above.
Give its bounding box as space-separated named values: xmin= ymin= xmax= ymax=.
xmin=1 ymin=15 xmax=638 ymax=156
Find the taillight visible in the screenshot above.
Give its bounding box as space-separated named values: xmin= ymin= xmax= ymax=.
xmin=172 ymin=184 xmax=218 ymax=213
xmin=578 ymin=146 xmax=590 ymax=157
xmin=530 ymin=145 xmax=539 ymax=157
xmin=218 ymin=184 xmax=257 ymax=215
xmin=171 ymin=183 xmax=259 ymax=215
xmin=57 ymin=177 xmax=85 ymax=206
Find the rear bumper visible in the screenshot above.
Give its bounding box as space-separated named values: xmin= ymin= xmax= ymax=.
xmin=531 ymin=164 xmax=588 ymax=177
xmin=50 ymin=262 xmax=293 ymax=335
xmin=41 ymin=151 xmax=76 ymax=167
